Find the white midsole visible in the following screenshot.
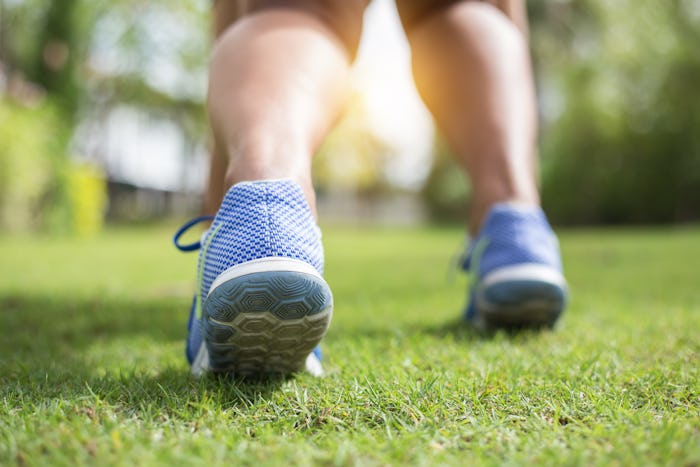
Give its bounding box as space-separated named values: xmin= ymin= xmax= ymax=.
xmin=305 ymin=352 xmax=324 ymax=377
xmin=480 ymin=263 xmax=567 ymax=289
xmin=207 ymin=257 xmax=323 ymax=299
xmin=191 ymin=343 xmax=210 ymax=376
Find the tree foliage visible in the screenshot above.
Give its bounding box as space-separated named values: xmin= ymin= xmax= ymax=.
xmin=0 ymin=0 xmax=209 ymax=232
xmin=532 ymin=0 xmax=700 ymax=224
xmin=423 ymin=0 xmax=700 ymax=225
xmin=3 ymin=0 xmax=698 ymax=228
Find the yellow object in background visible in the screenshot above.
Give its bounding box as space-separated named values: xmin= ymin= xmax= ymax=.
xmin=67 ymin=163 xmax=106 ymax=237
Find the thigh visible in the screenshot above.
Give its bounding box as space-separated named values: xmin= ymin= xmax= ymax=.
xmin=396 ymin=0 xmax=526 ymax=34
xmin=395 ymin=0 xmax=459 ymax=32
xmin=213 ymin=0 xmax=370 ymax=57
xmin=212 ymin=0 xmax=247 ymax=38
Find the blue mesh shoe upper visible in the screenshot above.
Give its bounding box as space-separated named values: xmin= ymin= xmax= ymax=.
xmin=463 ymin=203 xmax=564 ymax=322
xmin=185 ymin=295 xmax=201 ymax=364
xmin=198 ymin=179 xmax=324 ymax=302
xmin=464 ymin=203 xmax=562 ymax=279
xmin=177 ymin=179 xmax=325 ymax=366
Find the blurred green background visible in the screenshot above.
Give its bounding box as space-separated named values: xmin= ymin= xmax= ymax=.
xmin=0 ymin=0 xmax=699 ymax=234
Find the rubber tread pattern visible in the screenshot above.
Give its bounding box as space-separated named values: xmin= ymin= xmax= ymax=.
xmin=203 ymin=270 xmax=333 ymax=376
xmin=476 ymin=279 xmax=566 ymax=330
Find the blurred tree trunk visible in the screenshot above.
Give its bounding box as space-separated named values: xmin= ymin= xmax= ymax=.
xmin=0 ymin=1 xmax=6 ymax=65
xmin=31 ymin=0 xmax=80 ymax=121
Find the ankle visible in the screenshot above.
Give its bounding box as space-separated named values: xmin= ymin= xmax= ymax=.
xmin=224 ymin=170 xmax=317 ymax=218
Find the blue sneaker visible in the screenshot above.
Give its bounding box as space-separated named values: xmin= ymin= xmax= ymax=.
xmin=174 ymin=179 xmax=332 ymax=377
xmin=463 ymin=203 xmax=567 ymax=330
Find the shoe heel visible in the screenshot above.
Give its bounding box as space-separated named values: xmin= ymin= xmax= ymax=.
xmin=479 ymin=279 xmax=567 ymax=329
xmin=203 ymin=265 xmax=333 ymax=376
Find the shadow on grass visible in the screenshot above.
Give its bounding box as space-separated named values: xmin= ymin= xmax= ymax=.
xmin=421 ymin=318 xmax=484 ymax=340
xmin=87 ymin=368 xmax=286 ymax=414
xmin=1 ymin=293 xmax=549 ymax=415
xmin=422 ymin=318 xmax=557 ymax=342
xmin=0 ymin=293 xmax=285 ymax=412
xmin=326 ymin=317 xmax=498 ymax=340
xmin=1 ymin=363 xmax=285 ymax=417
xmin=0 ymin=293 xmax=185 ymax=354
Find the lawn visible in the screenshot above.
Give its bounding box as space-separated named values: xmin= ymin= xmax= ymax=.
xmin=1 ymin=223 xmax=698 ymax=466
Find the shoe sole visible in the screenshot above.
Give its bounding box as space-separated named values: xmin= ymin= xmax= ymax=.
xmin=201 ymin=258 xmax=333 ymax=377
xmin=475 ymin=264 xmax=567 ymax=330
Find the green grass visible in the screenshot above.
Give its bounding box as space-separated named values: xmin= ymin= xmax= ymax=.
xmin=1 ymin=223 xmax=698 ymax=466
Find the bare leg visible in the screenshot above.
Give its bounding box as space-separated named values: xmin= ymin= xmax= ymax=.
xmin=207 ymin=8 xmax=354 ymax=215
xmin=203 ymin=146 xmax=226 ymax=217
xmin=203 ymin=1 xmax=243 ymax=217
xmin=186 ymin=2 xmax=366 ymax=377
xmin=401 ymin=0 xmax=566 ymax=329
xmin=406 ymin=0 xmax=539 ymax=233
